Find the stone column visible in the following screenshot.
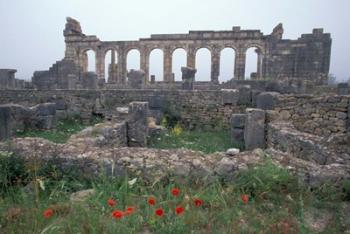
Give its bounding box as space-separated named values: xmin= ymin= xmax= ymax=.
xmin=108 ymin=50 xmax=118 ymax=83
xmin=234 ymin=49 xmax=246 ymax=80
xmin=181 ymin=67 xmax=196 ymax=90
xmin=118 ymin=49 xmax=127 ymax=84
xmin=163 ymin=47 xmax=173 ymax=82
xmin=187 ymin=47 xmax=196 ymax=69
xmin=256 ymin=50 xmax=263 ymax=79
xmin=140 ymin=50 xmax=150 ymax=83
xmin=211 ymin=49 xmax=220 ymax=84
xmin=95 ymin=49 xmax=105 ymax=80
xmin=244 ymin=108 xmax=266 ymax=150
xmin=127 ymin=102 xmax=149 ymax=147
xmin=0 ymin=105 xmax=11 ymax=141
xmin=81 ymin=52 xmax=88 ymax=73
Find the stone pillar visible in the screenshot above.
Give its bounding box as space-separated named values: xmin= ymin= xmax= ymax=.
xmin=141 ymin=50 xmax=150 ymax=83
xmin=118 ymin=50 xmax=127 ymax=84
xmin=230 ymin=114 xmax=246 ymax=147
xmin=95 ymin=50 xmax=105 ymax=80
xmin=127 ymin=102 xmax=149 ymax=147
xmin=81 ymin=52 xmax=88 ymax=73
xmin=150 ymin=75 xmax=155 ymax=84
xmin=244 ymin=108 xmax=266 ymax=150
xmin=234 ymin=49 xmax=246 ymax=80
xmin=211 ymin=49 xmax=220 ymax=84
xmin=163 ymin=47 xmax=173 ymax=82
xmin=181 ymin=67 xmax=196 ymax=90
xmin=0 ymin=105 xmax=11 ymax=141
xmin=127 ymin=69 xmax=145 ymax=89
xmin=108 ymin=50 xmax=118 ymax=83
xmin=256 ymin=50 xmax=263 ymax=79
xmin=187 ymin=47 xmax=196 ymax=69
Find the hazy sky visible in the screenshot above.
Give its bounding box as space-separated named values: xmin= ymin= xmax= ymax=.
xmin=0 ymin=0 xmax=349 ymax=81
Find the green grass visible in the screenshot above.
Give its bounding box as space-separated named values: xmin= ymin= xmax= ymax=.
xmin=15 ymin=117 xmax=102 ymax=143
xmin=0 ymin=157 xmax=348 ymax=233
xmin=148 ymin=128 xmax=242 ymax=154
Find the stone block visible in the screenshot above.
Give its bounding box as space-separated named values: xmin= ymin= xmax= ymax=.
xmin=244 ymin=108 xmax=266 ymax=150
xmin=128 ymin=69 xmax=145 ymax=89
xmin=127 ymin=102 xmax=149 ymax=147
xmin=32 ymin=103 xmax=56 ymax=116
xmin=256 ymin=92 xmax=280 ymax=110
xmin=36 ymin=115 xmax=56 ymax=129
xmin=231 ymin=129 xmax=244 ymax=146
xmin=221 ymin=89 xmax=239 ymax=105
xmin=181 ymin=67 xmax=196 ymax=90
xmin=230 ymin=114 xmax=246 ymax=129
xmin=237 ymin=85 xmax=252 ymax=106
xmin=337 ymin=83 xmax=349 ymax=95
xmin=148 ymin=95 xmax=164 ymax=109
xmin=0 ymin=105 xmax=11 ymax=141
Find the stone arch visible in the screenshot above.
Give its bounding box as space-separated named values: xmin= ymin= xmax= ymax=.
xmin=149 ymin=48 xmax=164 ymax=81
xmin=219 ymin=47 xmax=236 ymax=82
xmin=80 ymin=48 xmax=96 ymax=72
xmin=245 ymin=46 xmax=262 ymax=80
xmin=126 ymin=48 xmax=141 ymax=72
xmin=195 ymin=48 xmax=211 ymax=81
xmin=104 ymin=49 xmax=118 ymax=82
xmin=172 ymin=48 xmax=187 ymax=81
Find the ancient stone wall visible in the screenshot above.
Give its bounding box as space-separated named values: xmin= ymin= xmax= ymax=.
xmin=0 ymin=90 xmax=247 ymax=129
xmin=31 ymin=17 xmax=331 ymax=89
xmin=0 ymin=69 xmax=31 ymax=90
xmin=273 ymin=95 xmax=350 ymax=137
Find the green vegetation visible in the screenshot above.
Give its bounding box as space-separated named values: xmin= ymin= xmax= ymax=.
xmin=148 ymin=124 xmax=242 ymax=153
xmin=15 ymin=117 xmax=102 ymax=143
xmin=0 ymin=152 xmax=349 ymax=233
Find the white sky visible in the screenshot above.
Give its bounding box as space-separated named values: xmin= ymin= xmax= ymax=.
xmin=0 ymin=0 xmax=349 ymax=82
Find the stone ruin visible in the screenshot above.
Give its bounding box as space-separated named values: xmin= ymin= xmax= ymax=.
xmin=0 ymin=17 xmax=349 ymax=188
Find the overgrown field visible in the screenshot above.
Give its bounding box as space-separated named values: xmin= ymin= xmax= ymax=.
xmin=0 ymin=150 xmax=349 ymax=233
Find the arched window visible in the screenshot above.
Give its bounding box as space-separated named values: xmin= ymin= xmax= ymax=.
xmin=149 ymin=49 xmax=164 ymax=81
xmin=104 ymin=50 xmax=117 ymax=82
xmin=172 ymin=48 xmax=187 ymax=81
xmin=82 ymin=49 xmax=96 ymax=72
xmin=219 ymin=48 xmax=236 ymax=82
xmin=127 ymin=49 xmax=141 ymax=71
xmin=245 ymin=47 xmax=259 ymax=80
xmin=195 ymin=48 xmax=211 ymax=81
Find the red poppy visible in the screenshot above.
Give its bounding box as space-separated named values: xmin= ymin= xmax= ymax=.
xmin=155 ymin=208 xmax=164 ymax=217
xmin=124 ymin=206 xmax=135 ymax=216
xmin=194 ymin=198 xmax=203 ymax=207
xmin=241 ymin=194 xmax=249 ymax=204
xmin=107 ymin=198 xmax=117 ymax=207
xmin=43 ymin=208 xmax=54 ymax=218
xmin=175 ymin=206 xmax=185 ymax=215
xmin=112 ymin=210 xmax=123 ymax=219
xmin=148 ymin=197 xmax=156 ymax=206
xmin=171 ymin=188 xmax=181 ymax=197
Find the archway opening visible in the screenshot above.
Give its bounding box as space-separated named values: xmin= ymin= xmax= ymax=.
xmin=127 ymin=49 xmax=141 ymax=72
xmin=245 ymin=47 xmax=259 ymax=80
xmin=149 ymin=49 xmax=164 ymax=81
xmin=172 ymin=48 xmax=187 ymax=81
xmin=219 ymin=48 xmax=236 ymax=83
xmin=83 ymin=50 xmax=96 ymax=72
xmin=195 ymin=48 xmax=211 ymax=81
xmin=104 ymin=50 xmax=118 ymax=82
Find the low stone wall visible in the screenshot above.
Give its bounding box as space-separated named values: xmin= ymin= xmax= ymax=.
xmin=273 ymin=95 xmax=350 ymax=137
xmin=0 ymin=89 xmax=248 ymax=129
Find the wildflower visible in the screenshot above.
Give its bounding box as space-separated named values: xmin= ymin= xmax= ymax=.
xmin=112 ymin=210 xmax=123 ymax=219
xmin=124 ymin=206 xmax=135 ymax=216
xmin=155 ymin=208 xmax=164 ymax=217
xmin=171 ymin=188 xmax=181 ymax=197
xmin=43 ymin=208 xmax=54 ymax=218
xmin=241 ymin=194 xmax=249 ymax=204
xmin=175 ymin=206 xmax=185 ymax=216
xmin=194 ymin=198 xmax=203 ymax=207
xmin=107 ymin=198 xmax=117 ymax=207
xmin=148 ymin=197 xmax=156 ymax=206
